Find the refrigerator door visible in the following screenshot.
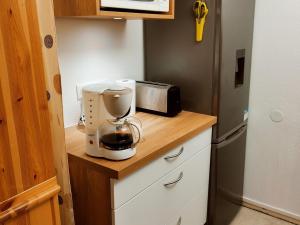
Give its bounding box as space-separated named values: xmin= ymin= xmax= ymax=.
xmin=216 ymin=0 xmax=255 ymax=139
xmin=208 ymin=125 xmax=247 ymax=225
xmin=144 ymin=0 xmax=216 ymax=114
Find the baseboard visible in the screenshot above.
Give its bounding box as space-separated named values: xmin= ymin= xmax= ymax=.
xmin=243 ymin=197 xmax=300 ymax=225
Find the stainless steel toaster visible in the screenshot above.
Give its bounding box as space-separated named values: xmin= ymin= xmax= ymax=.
xmin=136 ymin=81 xmax=181 ymax=117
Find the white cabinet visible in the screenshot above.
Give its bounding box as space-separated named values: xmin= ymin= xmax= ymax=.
xmin=111 ymin=128 xmax=212 ymax=225
xmin=111 ymin=128 xmax=212 ymax=209
xmin=167 ymin=194 xmax=208 ymax=225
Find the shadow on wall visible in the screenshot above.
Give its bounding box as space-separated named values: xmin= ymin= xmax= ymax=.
xmin=56 ymin=18 xmax=128 ymax=51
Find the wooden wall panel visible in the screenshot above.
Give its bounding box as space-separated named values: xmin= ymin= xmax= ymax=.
xmin=0 ymin=83 xmax=17 ymax=202
xmin=4 ymin=214 xmax=29 ymax=225
xmin=0 ymin=0 xmax=55 ymax=197
xmin=0 ymin=26 xmax=24 ymax=200
xmin=1 ymin=0 xmax=70 ymax=224
xmin=0 ymin=178 xmax=61 ymax=225
xmin=35 ymin=0 xmax=74 ymax=224
xmin=29 ymin=200 xmax=58 ymax=225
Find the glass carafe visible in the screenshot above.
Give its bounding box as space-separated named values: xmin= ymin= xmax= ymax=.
xmin=99 ymin=119 xmax=141 ymax=151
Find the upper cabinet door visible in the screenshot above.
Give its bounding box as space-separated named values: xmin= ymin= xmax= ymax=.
xmin=53 ymin=0 xmax=175 ymax=19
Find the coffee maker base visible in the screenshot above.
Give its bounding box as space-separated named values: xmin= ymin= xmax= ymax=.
xmin=86 ymin=147 xmax=136 ymax=161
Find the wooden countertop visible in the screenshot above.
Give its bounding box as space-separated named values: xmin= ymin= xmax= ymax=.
xmin=65 ymin=111 xmax=217 ymax=179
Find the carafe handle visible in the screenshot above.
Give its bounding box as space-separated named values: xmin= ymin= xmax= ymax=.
xmin=127 ymin=122 xmax=141 ymax=148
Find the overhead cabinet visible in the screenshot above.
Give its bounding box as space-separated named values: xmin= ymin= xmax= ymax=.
xmin=53 ymin=0 xmax=175 ymax=19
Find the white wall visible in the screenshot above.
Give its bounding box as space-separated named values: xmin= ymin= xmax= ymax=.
xmin=55 ymin=19 xmax=144 ymax=127
xmin=245 ymin=0 xmax=300 ymax=219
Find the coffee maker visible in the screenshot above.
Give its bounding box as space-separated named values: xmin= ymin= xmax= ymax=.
xmin=82 ymin=82 xmax=141 ymax=160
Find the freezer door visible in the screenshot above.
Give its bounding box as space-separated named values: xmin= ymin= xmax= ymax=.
xmin=144 ymin=0 xmax=216 ymax=114
xmin=208 ymin=125 xmax=247 ymax=225
xmin=216 ymin=0 xmax=255 ymax=139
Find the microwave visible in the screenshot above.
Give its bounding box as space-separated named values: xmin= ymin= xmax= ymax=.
xmin=100 ymin=0 xmax=169 ymax=13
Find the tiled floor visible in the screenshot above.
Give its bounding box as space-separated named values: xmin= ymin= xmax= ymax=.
xmin=229 ymin=207 xmax=295 ymax=225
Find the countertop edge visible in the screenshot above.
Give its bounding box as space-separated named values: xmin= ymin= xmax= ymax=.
xmin=66 ymin=113 xmax=217 ymax=180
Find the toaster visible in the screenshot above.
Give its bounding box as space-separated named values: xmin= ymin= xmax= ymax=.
xmin=136 ymin=81 xmax=181 ymax=117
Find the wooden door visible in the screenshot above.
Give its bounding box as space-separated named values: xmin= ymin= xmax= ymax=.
xmin=0 ymin=0 xmax=66 ymax=224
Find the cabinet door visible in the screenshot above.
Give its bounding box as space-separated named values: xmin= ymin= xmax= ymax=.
xmin=167 ymin=194 xmax=208 ymax=225
xmin=0 ymin=0 xmax=63 ymax=224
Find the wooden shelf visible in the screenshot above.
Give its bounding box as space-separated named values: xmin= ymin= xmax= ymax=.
xmin=96 ymin=9 xmax=174 ymax=20
xmin=53 ymin=0 xmax=175 ymax=19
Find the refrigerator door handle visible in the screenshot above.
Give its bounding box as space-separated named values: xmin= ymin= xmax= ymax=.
xmin=215 ymin=125 xmax=247 ymax=149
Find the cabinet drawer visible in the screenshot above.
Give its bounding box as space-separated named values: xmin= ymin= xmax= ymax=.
xmin=167 ymin=192 xmax=208 ymax=225
xmin=111 ymin=128 xmax=212 ymax=209
xmin=112 ymin=146 xmax=211 ymax=225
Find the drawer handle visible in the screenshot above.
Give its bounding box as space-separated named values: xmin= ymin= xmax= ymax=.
xmin=164 ymin=147 xmax=184 ymax=161
xmin=164 ymin=172 xmax=183 ymax=188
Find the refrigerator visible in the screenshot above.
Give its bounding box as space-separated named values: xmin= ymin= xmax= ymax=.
xmin=144 ymin=0 xmax=255 ymax=224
